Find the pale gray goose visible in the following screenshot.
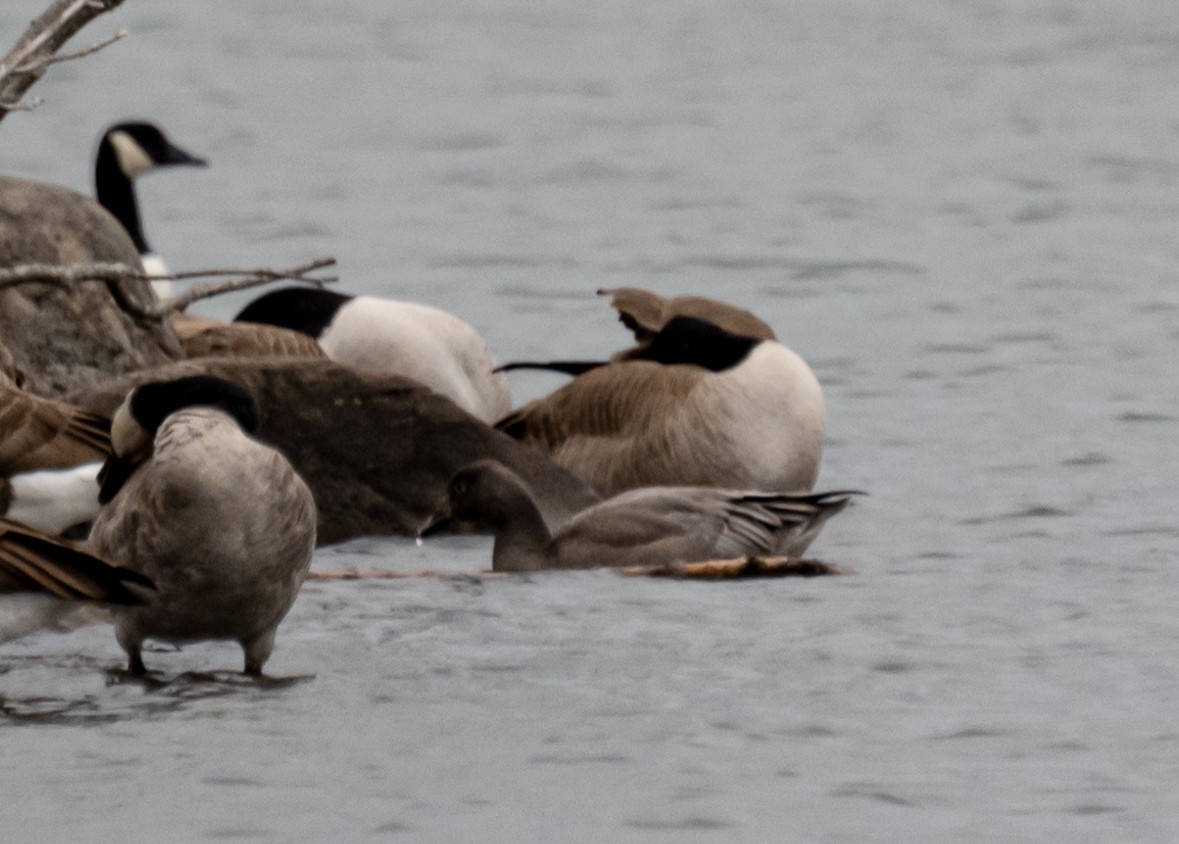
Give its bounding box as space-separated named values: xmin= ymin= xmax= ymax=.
xmin=422 ymin=460 xmax=856 ymax=572
xmin=234 ymin=287 xmax=511 ymax=423
xmin=89 ymin=375 xmax=316 ymax=675
xmin=496 ymin=316 xmax=825 ymax=497
xmin=71 ymin=357 xmax=600 ymax=544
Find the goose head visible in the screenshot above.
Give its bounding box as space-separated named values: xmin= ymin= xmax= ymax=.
xmin=94 ymin=121 xmax=207 ymax=275
xmin=420 ymin=459 xmax=545 ymax=537
xmin=101 ymin=375 xmax=258 ymax=504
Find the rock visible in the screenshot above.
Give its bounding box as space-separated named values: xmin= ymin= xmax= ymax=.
xmin=0 ymin=175 xmax=182 ymax=398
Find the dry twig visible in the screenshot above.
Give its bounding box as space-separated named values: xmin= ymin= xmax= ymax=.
xmin=0 ymin=0 xmax=127 ymax=123
xmin=307 ymin=557 xmax=847 ymax=582
xmin=0 ymin=257 xmax=338 ymax=319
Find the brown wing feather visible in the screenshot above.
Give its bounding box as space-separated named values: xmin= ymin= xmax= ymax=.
xmin=180 ymin=322 xmax=327 ymax=361
xmin=0 ymin=518 xmax=152 ymax=603
xmin=598 ymin=287 xmax=777 ymax=341
xmin=0 ymin=382 xmax=110 ymax=474
xmin=496 ymin=361 xmax=700 ymax=450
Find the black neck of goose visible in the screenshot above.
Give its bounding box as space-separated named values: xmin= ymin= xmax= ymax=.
xmin=634 ymin=317 xmax=759 ymax=372
xmin=95 ymin=142 xmax=149 ymax=254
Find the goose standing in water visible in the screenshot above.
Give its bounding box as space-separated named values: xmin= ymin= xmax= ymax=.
xmin=422 ymin=460 xmax=855 ymax=572
xmin=94 ymin=121 xmax=207 ymax=297
xmin=234 ymin=287 xmax=511 ymax=423
xmin=89 ymin=376 xmax=316 ymax=676
xmin=496 ymin=316 xmax=825 ymax=496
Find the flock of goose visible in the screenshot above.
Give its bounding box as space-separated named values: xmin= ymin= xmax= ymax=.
xmin=0 ymin=121 xmax=859 ymax=676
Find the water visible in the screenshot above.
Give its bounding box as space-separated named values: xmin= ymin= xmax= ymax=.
xmin=2 ymin=0 xmax=1179 ymax=840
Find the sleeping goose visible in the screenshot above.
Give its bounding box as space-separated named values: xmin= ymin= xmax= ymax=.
xmin=94 ymin=121 xmax=207 ymax=297
xmin=496 ymin=316 xmax=825 ymax=496
xmin=0 ymin=354 xmax=109 ymax=534
xmin=89 ymin=375 xmax=316 ymax=675
xmin=0 ymin=517 xmax=153 ymax=643
xmin=421 ymin=459 xmax=855 ymax=572
xmin=234 ymin=287 xmax=510 ymax=423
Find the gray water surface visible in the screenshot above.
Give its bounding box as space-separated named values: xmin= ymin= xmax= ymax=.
xmin=2 ymin=1 xmax=1179 ymax=841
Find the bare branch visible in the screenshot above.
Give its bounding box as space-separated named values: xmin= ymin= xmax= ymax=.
xmin=0 ymin=257 xmax=339 ymax=320
xmin=153 ymin=258 xmax=338 ymax=317
xmin=14 ymin=27 xmax=126 ymax=73
xmin=0 ymin=0 xmax=126 ymax=125
xmin=0 ymin=261 xmax=140 ymax=288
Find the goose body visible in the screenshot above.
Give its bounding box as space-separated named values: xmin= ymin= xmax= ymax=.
xmin=74 ymin=358 xmax=600 ymax=543
xmin=171 ymin=312 xmax=328 ymax=361
xmin=425 ymin=460 xmax=855 ymax=572
xmin=235 ymin=287 xmax=510 ymax=423
xmin=89 ymin=376 xmax=316 ymax=675
xmin=94 ymin=121 xmax=207 ymax=297
xmin=498 ymin=316 xmax=825 ymax=496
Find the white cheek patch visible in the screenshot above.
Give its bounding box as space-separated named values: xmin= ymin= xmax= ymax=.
xmin=109 ymin=130 xmax=155 ymax=178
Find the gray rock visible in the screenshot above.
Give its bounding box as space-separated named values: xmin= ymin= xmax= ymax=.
xmin=0 ymin=175 xmax=182 ymax=398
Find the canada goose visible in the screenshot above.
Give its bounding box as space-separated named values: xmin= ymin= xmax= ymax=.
xmin=73 ymin=357 xmax=601 ymax=544
xmin=234 ymin=287 xmax=511 ymax=423
xmin=0 ymin=358 xmax=109 ymax=533
xmin=496 ymin=316 xmax=826 ymax=496
xmin=0 ymin=517 xmax=154 ymax=643
xmin=89 ymin=375 xmax=316 ymax=675
xmin=422 ymin=460 xmax=856 ymax=572
xmin=94 ymin=121 xmax=207 ymax=295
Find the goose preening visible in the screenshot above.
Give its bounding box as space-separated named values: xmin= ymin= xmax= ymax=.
xmin=0 ymin=517 xmax=154 ymax=644
xmin=422 ymin=460 xmax=856 ymax=572
xmin=0 ymin=357 xmax=109 ymax=534
xmin=496 ymin=316 xmax=826 ymax=496
xmin=73 ymin=357 xmax=600 ymax=544
xmin=234 ymin=287 xmax=511 ymax=423
xmin=89 ymin=375 xmax=316 ymax=675
xmin=94 ymin=121 xmax=207 ymax=295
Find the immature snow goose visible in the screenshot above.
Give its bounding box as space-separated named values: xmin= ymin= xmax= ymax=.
xmin=94 ymin=121 xmax=206 ymax=296
xmin=89 ymin=375 xmax=316 ymax=676
xmin=234 ymin=287 xmax=510 ymax=422
xmin=0 ymin=517 xmax=153 ymax=643
xmin=496 ymin=316 xmax=825 ymax=496
xmin=422 ymin=460 xmax=855 ymax=572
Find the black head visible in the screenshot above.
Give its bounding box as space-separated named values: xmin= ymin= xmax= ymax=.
xmin=130 ymin=375 xmax=259 ymax=436
xmin=629 ymin=315 xmax=760 ymax=372
xmin=98 ymin=121 xmax=208 ymax=174
xmin=234 ymin=287 xmax=354 ymax=338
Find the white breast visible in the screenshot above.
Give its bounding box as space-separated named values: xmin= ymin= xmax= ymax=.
xmin=318 ymin=297 xmax=510 ymax=422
